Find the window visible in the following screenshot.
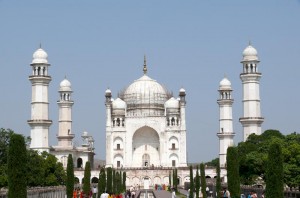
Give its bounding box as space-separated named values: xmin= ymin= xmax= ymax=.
xmin=142 ymin=154 xmax=150 ymax=167
xmin=117 ymin=161 xmax=120 ymax=168
xmin=117 ymin=144 xmax=120 ymax=150
xmin=172 ymin=143 xmax=176 ymax=150
xmin=172 ymin=160 xmax=176 ymax=167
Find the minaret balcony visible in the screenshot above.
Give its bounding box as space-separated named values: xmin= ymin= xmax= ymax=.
xmin=217 ymin=132 xmax=235 ymax=138
xmin=57 ymin=134 xmax=75 ymax=139
xmin=29 ymin=75 xmax=52 ymax=83
xmin=27 ymin=119 xmax=52 ymax=126
xmin=239 ymin=117 xmax=264 ymax=124
xmin=240 ymin=73 xmax=262 ymax=81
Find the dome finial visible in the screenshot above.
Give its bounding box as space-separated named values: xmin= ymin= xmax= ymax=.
xmin=143 ymin=55 xmax=147 ymax=75
xmin=248 ymin=40 xmax=252 ymax=46
xmin=39 ymin=42 xmax=42 ymax=49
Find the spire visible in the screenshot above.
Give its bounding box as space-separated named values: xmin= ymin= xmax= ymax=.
xmin=143 ymin=55 xmax=147 ymax=75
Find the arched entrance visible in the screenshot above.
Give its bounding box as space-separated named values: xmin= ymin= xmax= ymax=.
xmin=132 ymin=126 xmax=160 ymax=167
xmin=143 ymin=177 xmax=150 ymax=189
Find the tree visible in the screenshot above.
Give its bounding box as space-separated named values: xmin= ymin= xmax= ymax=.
xmin=112 ymin=169 xmax=116 ymax=193
xmin=266 ymin=142 xmax=284 ymax=198
xmin=172 ymin=168 xmax=178 ymax=191
xmin=282 ymin=132 xmax=300 ymax=189
xmin=237 ymin=129 xmax=285 ymax=184
xmin=66 ymin=154 xmax=74 ymax=198
xmin=115 ymin=172 xmax=121 ymax=194
xmin=227 ymin=147 xmax=240 ymax=198
xmin=8 ymin=133 xmax=27 ymax=198
xmin=42 ymin=152 xmax=66 ymax=186
xmin=216 ymin=161 xmax=222 ymax=198
xmin=106 ymin=167 xmax=112 ymax=193
xmin=195 ymin=166 xmax=200 ymax=198
xmin=205 ymin=158 xmax=219 ymax=167
xmin=83 ymin=161 xmax=91 ymax=196
xmin=189 ymin=165 xmax=194 ymax=198
xmin=0 ymin=128 xmax=14 ymax=187
xmin=98 ymin=167 xmax=106 ymax=198
xmin=169 ymin=171 xmax=171 ymax=189
xmin=200 ymin=163 xmax=207 ymax=198
xmin=26 ymin=149 xmax=45 ymax=186
xmin=122 ymin=172 xmax=126 ymax=192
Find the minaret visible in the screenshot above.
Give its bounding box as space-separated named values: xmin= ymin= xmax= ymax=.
xmin=179 ymin=88 xmax=187 ymax=166
xmin=57 ymin=78 xmax=75 ymax=148
xmin=239 ymin=43 xmax=264 ymax=141
xmin=105 ymin=88 xmax=113 ymax=167
xmin=217 ymin=77 xmax=235 ymax=168
xmin=28 ymin=47 xmax=52 ymax=152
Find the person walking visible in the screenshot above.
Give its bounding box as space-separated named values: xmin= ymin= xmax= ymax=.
xmin=171 ymin=188 xmax=176 ymax=198
xmin=223 ymin=188 xmax=230 ymax=198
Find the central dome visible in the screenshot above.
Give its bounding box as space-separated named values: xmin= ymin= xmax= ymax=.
xmin=120 ymin=74 xmax=171 ymax=114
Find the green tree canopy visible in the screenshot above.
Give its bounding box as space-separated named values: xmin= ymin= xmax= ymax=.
xmin=216 ymin=161 xmax=222 ymax=198
xmin=200 ymin=163 xmax=207 ymax=198
xmin=8 ymin=133 xmax=27 ymax=198
xmin=227 ymin=146 xmax=240 ymax=198
xmin=106 ymin=167 xmax=112 ymax=193
xmin=66 ymin=154 xmax=74 ymax=198
xmin=83 ymin=161 xmax=91 ymax=196
xmin=98 ymin=167 xmax=106 ymax=198
xmin=237 ymin=130 xmax=300 ymax=188
xmin=189 ymin=165 xmax=194 ymax=198
xmin=195 ymin=166 xmax=200 ymax=198
xmin=266 ymin=142 xmax=284 ymax=198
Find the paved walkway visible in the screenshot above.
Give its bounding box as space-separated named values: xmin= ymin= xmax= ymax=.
xmin=153 ymin=190 xmax=172 ymax=198
xmin=135 ymin=189 xmax=191 ymax=198
xmin=136 ymin=190 xmax=172 ymax=198
xmin=178 ymin=189 xmax=188 ymax=197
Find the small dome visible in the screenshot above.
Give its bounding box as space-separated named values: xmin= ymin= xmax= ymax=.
xmin=32 ymin=48 xmax=48 ymax=64
xmin=105 ymin=88 xmax=111 ymax=94
xmin=179 ymin=88 xmax=185 ymax=93
xmin=219 ymin=77 xmax=231 ymax=89
xmin=112 ymin=98 xmax=126 ymax=109
xmin=165 ymin=97 xmax=179 ymax=108
xmin=59 ymin=78 xmax=72 ymax=91
xmin=82 ymin=131 xmax=89 ymax=138
xmin=242 ymin=45 xmax=258 ymax=61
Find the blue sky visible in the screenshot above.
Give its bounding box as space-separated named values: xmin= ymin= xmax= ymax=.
xmin=0 ymin=0 xmax=300 ymax=163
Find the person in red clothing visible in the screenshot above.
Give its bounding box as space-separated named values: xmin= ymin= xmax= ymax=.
xmin=73 ymin=189 xmax=77 ymax=198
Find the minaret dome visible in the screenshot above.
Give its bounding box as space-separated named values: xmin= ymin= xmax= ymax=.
xmin=59 ymin=78 xmax=72 ymax=91
xmin=32 ymin=48 xmax=48 ymax=64
xmin=219 ymin=77 xmax=231 ymax=89
xmin=242 ymin=44 xmax=258 ymax=61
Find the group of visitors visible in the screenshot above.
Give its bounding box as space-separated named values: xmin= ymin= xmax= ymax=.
xmin=246 ymin=191 xmax=259 ymax=198
xmin=73 ymin=187 xmax=94 ymax=198
xmin=99 ymin=186 xmax=136 ymax=198
xmin=99 ymin=192 xmax=124 ymax=198
xmin=222 ymin=188 xmax=230 ymax=198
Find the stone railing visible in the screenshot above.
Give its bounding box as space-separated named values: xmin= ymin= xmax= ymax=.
xmin=0 ymin=186 xmax=66 ymax=198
